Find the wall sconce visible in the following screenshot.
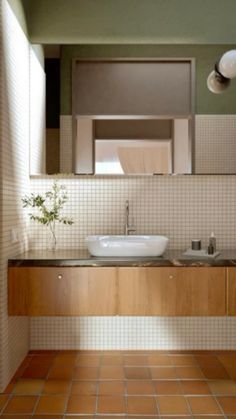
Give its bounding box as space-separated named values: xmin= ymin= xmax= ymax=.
xmin=207 ymin=50 xmax=236 ymax=93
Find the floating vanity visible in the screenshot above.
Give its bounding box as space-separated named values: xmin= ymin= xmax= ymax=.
xmin=8 ymin=249 xmax=236 ymax=317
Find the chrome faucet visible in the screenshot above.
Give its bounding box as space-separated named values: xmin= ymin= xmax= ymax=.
xmin=124 ymin=200 xmax=136 ymax=235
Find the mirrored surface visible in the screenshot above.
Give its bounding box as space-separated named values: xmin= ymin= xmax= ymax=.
xmin=31 ymin=45 xmax=236 ymax=176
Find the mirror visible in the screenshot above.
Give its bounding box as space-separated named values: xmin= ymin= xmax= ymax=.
xmin=31 ymin=45 xmax=236 ymax=176
xmin=72 ymin=59 xmax=194 ymax=175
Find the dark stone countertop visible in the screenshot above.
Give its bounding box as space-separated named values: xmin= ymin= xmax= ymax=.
xmin=8 ymin=249 xmax=236 ymax=267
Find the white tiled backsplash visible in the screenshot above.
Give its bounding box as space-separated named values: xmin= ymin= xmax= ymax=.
xmin=30 ymin=175 xmax=236 ymax=251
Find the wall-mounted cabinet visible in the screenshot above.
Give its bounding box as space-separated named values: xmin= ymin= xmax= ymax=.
xmin=118 ymin=267 xmax=226 ymax=316
xmin=8 ymin=266 xmax=227 ymax=317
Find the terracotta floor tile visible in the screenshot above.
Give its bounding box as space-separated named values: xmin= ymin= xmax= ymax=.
xmin=34 ymin=416 xmax=63 ymax=419
xmin=42 ymin=379 xmax=71 ymax=394
xmin=71 ymin=380 xmax=97 ymax=395
xmin=157 ymin=395 xmax=190 ymax=415
xmin=195 ymin=354 xmax=223 ymax=367
xmin=76 ymin=355 xmax=100 ymax=367
xmin=99 ymin=380 xmax=125 ymax=394
xmin=21 ymin=364 xmax=50 ymax=379
xmin=12 ymin=379 xmax=44 ymax=394
xmin=124 ymin=355 xmax=147 ymax=365
xmin=193 ymin=416 xmax=224 ymax=419
xmin=147 ymin=354 xmax=172 ymax=366
xmin=3 ymin=380 xmax=16 ymax=393
xmin=1 ymin=416 xmax=32 ymax=419
xmin=217 ymin=396 xmax=236 ymax=414
xmin=161 ymin=416 xmax=192 ymax=419
xmin=96 ymin=417 xmax=125 ymax=419
xmin=0 ymin=394 xmax=9 ymax=410
xmin=74 ymin=366 xmax=99 ymax=380
xmin=176 ymin=366 xmax=204 ymax=379
xmin=127 ymin=396 xmax=157 ymax=414
xmin=101 ymin=355 xmax=123 ymax=366
xmin=201 ymin=365 xmax=229 ymax=379
xmin=209 ymin=379 xmax=236 ymax=395
xmin=170 ymin=354 xmax=198 ymax=366
xmin=100 ymin=366 xmax=125 ymax=379
xmin=48 ymin=364 xmax=74 ymax=380
xmin=154 ymin=380 xmax=183 ymax=395
xmin=127 ymin=380 xmax=154 ymax=394
xmin=218 ymin=355 xmax=236 ymax=379
xmin=30 ymin=355 xmax=55 ymax=365
xmin=3 ymin=395 xmax=37 ymax=414
xmin=218 ymin=354 xmax=236 ymax=367
xmin=181 ymin=380 xmax=211 ymax=395
xmin=127 ymin=417 xmax=159 ymax=419
xmin=67 ymin=395 xmax=96 ymax=414
xmin=97 ymin=395 xmax=126 ymax=413
xmin=125 ymin=367 xmax=150 ymax=379
xmin=150 ymin=367 xmax=177 ymax=379
xmin=12 ymin=356 xmax=33 ymax=379
xmin=35 ymin=395 xmax=67 ymax=414
xmin=188 ymin=396 xmax=222 ymax=414
xmin=53 ymin=354 xmax=76 ymax=366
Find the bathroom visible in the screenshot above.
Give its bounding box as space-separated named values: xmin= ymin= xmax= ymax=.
xmin=1 ymin=0 xmax=236 ymax=416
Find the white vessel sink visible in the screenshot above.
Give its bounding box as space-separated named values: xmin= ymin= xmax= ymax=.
xmin=86 ymin=235 xmax=169 ymax=257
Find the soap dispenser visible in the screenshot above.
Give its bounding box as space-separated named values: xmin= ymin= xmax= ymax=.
xmin=208 ymin=232 xmax=216 ymax=254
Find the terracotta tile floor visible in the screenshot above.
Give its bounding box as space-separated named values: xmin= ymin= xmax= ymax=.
xmin=1 ymin=350 xmax=236 ymax=417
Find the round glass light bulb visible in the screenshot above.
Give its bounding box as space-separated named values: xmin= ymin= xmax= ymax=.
xmin=219 ymin=50 xmax=236 ymax=79
xmin=207 ymin=70 xmax=230 ymax=94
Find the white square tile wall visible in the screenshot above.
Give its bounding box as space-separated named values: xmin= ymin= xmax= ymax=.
xmin=29 ymin=174 xmax=236 ymax=351
xmin=196 ymin=115 xmax=236 ymax=174
xmin=0 ymin=0 xmax=31 ymax=391
xmin=30 ymin=175 xmax=236 ymax=250
xmin=30 ymin=316 xmax=236 ymax=350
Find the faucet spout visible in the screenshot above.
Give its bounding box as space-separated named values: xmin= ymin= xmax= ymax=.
xmin=124 ymin=200 xmax=136 ymax=235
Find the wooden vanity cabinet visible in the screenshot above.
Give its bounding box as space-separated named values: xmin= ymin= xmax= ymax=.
xmin=118 ymin=267 xmax=226 ymax=316
xmin=8 ymin=267 xmax=117 ymax=316
xmin=226 ymin=268 xmax=236 ymax=315
xmin=8 ymin=266 xmax=227 ymax=316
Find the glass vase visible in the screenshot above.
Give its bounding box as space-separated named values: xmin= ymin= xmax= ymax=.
xmin=47 ymin=222 xmax=57 ymax=251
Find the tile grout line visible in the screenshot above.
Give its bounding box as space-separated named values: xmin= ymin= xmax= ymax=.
xmin=94 ymin=353 xmax=102 ymax=416
xmin=60 ymin=353 xmax=79 ymax=417
xmin=171 ymin=356 xmax=193 ymax=418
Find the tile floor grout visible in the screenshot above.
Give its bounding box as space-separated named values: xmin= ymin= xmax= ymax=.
xmin=1 ymin=350 xmax=236 ymax=417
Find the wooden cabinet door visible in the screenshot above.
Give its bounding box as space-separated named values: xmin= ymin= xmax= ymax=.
xmin=8 ymin=267 xmax=117 ymax=316
xmin=118 ymin=267 xmax=226 ymax=316
xmin=227 ymin=268 xmax=236 ymax=315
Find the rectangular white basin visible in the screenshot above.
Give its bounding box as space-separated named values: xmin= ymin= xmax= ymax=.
xmin=86 ymin=235 xmax=169 ymax=257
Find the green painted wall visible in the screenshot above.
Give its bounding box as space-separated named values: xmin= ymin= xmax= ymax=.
xmin=23 ymin=0 xmax=236 ymax=45
xmin=61 ymin=44 xmax=236 ymax=115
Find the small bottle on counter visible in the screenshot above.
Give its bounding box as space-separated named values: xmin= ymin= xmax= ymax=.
xmin=208 ymin=232 xmax=216 ymax=254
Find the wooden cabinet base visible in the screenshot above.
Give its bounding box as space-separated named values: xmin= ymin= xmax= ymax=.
xmin=8 ymin=266 xmax=227 ymax=317
xmin=8 ymin=267 xmax=117 ymax=316
xmin=118 ymin=267 xmax=226 ymax=316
